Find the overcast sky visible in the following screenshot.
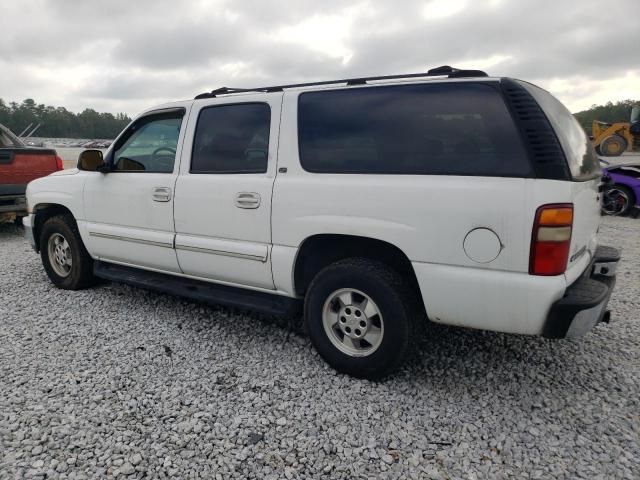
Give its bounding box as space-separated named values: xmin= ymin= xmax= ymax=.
xmin=1 ymin=0 xmax=638 ymax=116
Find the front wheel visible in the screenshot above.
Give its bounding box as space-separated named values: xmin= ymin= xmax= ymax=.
xmin=305 ymin=258 xmax=418 ymax=379
xmin=40 ymin=214 xmax=96 ymax=290
xmin=599 ymin=135 xmax=627 ymax=157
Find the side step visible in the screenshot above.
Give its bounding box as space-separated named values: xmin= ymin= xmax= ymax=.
xmin=94 ymin=261 xmax=302 ymax=317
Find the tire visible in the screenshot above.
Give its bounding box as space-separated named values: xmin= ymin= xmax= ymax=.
xmin=304 ymin=258 xmax=418 ymax=379
xmin=40 ymin=214 xmax=96 ymax=290
xmin=599 ymin=135 xmax=627 ymax=157
xmin=601 ymin=184 xmax=636 ymax=216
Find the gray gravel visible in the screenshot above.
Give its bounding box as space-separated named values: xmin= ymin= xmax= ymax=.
xmin=1 ymin=217 xmax=639 ymax=479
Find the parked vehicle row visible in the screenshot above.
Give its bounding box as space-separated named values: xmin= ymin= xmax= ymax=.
xmin=24 ymin=67 xmax=620 ymax=378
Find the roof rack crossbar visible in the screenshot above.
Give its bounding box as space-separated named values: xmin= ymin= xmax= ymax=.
xmin=194 ymin=65 xmax=488 ymax=99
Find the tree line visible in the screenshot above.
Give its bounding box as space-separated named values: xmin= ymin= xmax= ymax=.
xmin=574 ymin=99 xmax=639 ymax=136
xmin=1 ymin=96 xmax=637 ymax=140
xmin=0 ymin=98 xmax=131 ymax=139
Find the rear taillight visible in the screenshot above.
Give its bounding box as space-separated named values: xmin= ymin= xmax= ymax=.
xmin=55 ymin=155 xmax=64 ymax=171
xmin=529 ymin=204 xmax=573 ymax=276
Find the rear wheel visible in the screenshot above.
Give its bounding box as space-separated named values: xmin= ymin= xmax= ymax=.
xmin=602 ymin=184 xmax=635 ymax=216
xmin=599 ymin=135 xmax=627 ymax=157
xmin=40 ymin=214 xmax=96 ymax=289
xmin=305 ymin=258 xmax=417 ymax=379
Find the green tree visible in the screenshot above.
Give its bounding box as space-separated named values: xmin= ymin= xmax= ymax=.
xmin=574 ymin=100 xmax=639 ymax=136
xmin=0 ymin=98 xmax=131 ymax=139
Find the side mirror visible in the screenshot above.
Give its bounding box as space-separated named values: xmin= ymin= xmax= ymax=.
xmin=77 ymin=149 xmax=106 ymax=172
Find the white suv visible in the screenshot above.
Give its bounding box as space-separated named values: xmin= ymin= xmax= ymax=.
xmin=24 ymin=66 xmax=620 ymax=378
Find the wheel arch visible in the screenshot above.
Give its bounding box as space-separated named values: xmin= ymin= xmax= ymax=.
xmin=293 ymin=233 xmax=425 ymax=311
xmin=619 ymin=182 xmax=639 ymax=210
xmin=632 ymin=183 xmax=640 ymax=207
xmin=32 ymin=203 xmax=76 ymax=252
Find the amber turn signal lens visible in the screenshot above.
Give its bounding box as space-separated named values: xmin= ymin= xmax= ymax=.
xmin=538 ymin=207 xmax=573 ymax=226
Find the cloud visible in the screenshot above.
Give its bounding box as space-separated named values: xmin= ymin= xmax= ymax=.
xmin=0 ymin=0 xmax=638 ymax=116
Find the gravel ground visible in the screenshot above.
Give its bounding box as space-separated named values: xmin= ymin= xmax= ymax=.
xmin=0 ymin=217 xmax=639 ymax=479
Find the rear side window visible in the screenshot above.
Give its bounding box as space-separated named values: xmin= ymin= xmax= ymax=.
xmin=298 ymin=83 xmax=531 ymax=176
xmin=191 ymin=103 xmax=271 ymax=174
xmin=520 ymin=81 xmax=600 ymax=181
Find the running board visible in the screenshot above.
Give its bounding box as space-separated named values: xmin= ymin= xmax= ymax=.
xmin=94 ymin=261 xmax=301 ymax=316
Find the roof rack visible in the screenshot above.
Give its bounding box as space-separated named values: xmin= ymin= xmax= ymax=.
xmin=194 ymin=65 xmax=488 ymax=99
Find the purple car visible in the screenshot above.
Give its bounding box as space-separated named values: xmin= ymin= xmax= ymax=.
xmin=601 ymin=160 xmax=640 ymax=215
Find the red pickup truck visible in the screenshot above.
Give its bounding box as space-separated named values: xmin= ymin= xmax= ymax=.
xmin=1 ymin=123 xmax=63 ymax=222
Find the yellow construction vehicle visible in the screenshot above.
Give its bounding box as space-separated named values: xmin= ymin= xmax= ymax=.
xmin=592 ymin=105 xmax=640 ymax=156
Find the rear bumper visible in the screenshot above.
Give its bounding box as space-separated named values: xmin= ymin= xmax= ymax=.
xmin=542 ymin=245 xmax=620 ymax=339
xmin=0 ymin=195 xmax=27 ymax=214
xmin=0 ymin=184 xmax=28 ymax=214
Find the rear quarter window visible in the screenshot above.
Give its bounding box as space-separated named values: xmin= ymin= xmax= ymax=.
xmin=519 ymin=81 xmax=601 ymax=181
xmin=298 ymin=82 xmax=531 ymax=177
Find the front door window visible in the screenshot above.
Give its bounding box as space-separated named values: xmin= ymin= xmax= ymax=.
xmin=112 ymin=114 xmax=183 ymax=173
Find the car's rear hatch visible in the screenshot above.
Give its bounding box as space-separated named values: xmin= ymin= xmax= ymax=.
xmin=513 ymin=80 xmax=602 ymax=283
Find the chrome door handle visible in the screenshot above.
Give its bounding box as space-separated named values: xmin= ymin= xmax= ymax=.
xmin=152 ymin=186 xmax=172 ymax=202
xmin=235 ymin=192 xmax=261 ymax=209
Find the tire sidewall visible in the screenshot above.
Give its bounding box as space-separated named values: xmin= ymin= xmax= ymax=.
xmin=305 ymin=262 xmax=412 ymax=378
xmin=603 ymin=185 xmax=635 ymax=216
xmin=40 ymin=217 xmax=87 ymax=289
xmin=601 ymin=135 xmax=626 ymax=156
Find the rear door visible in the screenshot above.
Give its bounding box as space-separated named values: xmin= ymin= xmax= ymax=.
xmin=173 ymin=93 xmax=283 ymax=289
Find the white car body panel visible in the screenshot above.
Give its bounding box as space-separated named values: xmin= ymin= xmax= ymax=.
xmin=80 ymin=101 xmax=193 ymax=273
xmin=271 ymin=245 xmax=298 ymax=295
xmin=82 ymin=171 xmax=181 ymax=272
xmin=24 ymin=78 xmax=606 ymax=337
xmin=412 ymin=262 xmax=567 ymax=335
xmin=172 ymin=92 xmax=284 ymax=289
xmin=269 ymin=90 xmax=601 ymax=333
xmin=26 ymin=171 xmax=88 ymax=244
xmin=565 ymin=179 xmax=600 ymax=283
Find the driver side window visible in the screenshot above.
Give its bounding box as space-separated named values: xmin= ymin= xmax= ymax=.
xmin=113 ymin=113 xmax=183 ymax=173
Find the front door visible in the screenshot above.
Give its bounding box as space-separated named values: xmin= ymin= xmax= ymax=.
xmin=173 ymin=93 xmax=283 ymax=289
xmin=83 ymin=106 xmax=190 ymax=273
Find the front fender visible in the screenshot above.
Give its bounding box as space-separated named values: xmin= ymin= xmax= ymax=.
xmin=26 ymin=173 xmax=87 ymax=251
xmin=27 ymin=173 xmax=85 ymax=220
